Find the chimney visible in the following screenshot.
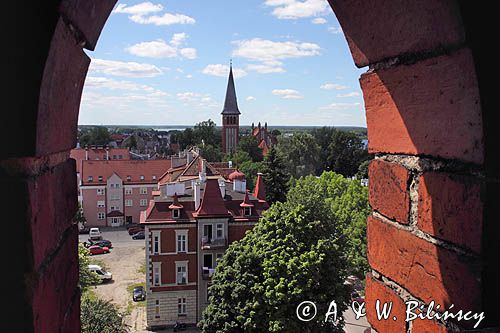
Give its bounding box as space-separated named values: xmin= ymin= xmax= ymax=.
xmin=251 ymin=122 xmax=254 ymax=130
xmin=194 ymin=180 xmax=201 ymax=210
xmin=106 ymin=146 xmax=109 ymax=160
xmin=199 ymin=159 xmax=207 ymax=182
xmin=253 ymin=172 xmax=266 ymax=201
xmin=85 ymin=147 xmax=89 ymax=160
xmin=228 ymin=160 xmax=233 ymax=168
xmin=187 ymin=151 xmax=193 ymax=164
xmin=218 ymin=179 xmax=226 ymax=198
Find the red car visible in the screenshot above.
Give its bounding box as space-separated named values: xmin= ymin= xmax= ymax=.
xmin=88 ymin=245 xmax=110 ymax=255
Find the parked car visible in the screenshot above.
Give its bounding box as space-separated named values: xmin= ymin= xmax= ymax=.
xmin=89 ymin=227 xmax=102 ymax=240
xmin=88 ymin=245 xmax=109 ymax=255
xmin=88 ymin=264 xmax=112 ymax=283
xmin=127 ymin=226 xmax=144 ymax=235
xmin=131 ymin=231 xmax=145 ymax=240
xmin=132 ymin=286 xmax=145 ymax=301
xmin=87 ymin=239 xmax=113 ymax=249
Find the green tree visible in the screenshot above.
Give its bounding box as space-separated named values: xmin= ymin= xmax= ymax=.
xmin=200 ymin=144 xmax=224 ymax=162
xmin=237 ymin=135 xmax=263 ymax=162
xmin=199 ymin=191 xmax=351 ymax=332
xmin=275 ymin=132 xmax=320 ymax=178
xmin=356 ymin=159 xmax=371 ymax=179
xmin=126 ymin=135 xmax=137 ymax=150
xmin=194 ymin=119 xmax=221 ymax=148
xmin=287 ymin=172 xmax=370 ymax=277
xmin=260 ymin=147 xmax=290 ymax=204
xmin=238 ymin=160 xmax=264 ymax=192
xmin=81 ymin=294 xmax=128 ymax=333
xmin=74 ymin=202 xmax=87 ymax=229
xmin=79 ymin=126 xmax=111 ymax=147
xmin=78 ymin=243 xmax=100 ymax=292
xmin=326 ymin=131 xmax=369 ymax=177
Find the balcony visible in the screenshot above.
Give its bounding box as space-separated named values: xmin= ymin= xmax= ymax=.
xmin=201 ymin=267 xmax=215 ymax=280
xmin=200 ymin=237 xmax=227 ymax=250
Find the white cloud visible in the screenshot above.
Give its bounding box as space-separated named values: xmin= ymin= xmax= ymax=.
xmin=328 ymin=26 xmax=343 ymax=34
xmin=233 ymin=38 xmax=320 ymax=62
xmin=113 ymin=2 xmax=195 ymax=26
xmin=89 ymin=59 xmax=163 ymax=78
xmin=126 ymin=36 xmax=197 ymax=59
xmin=337 ymin=92 xmax=360 ymax=98
xmin=84 ymin=76 xmax=167 ymax=96
xmin=319 ymin=102 xmax=361 ymax=111
xmin=176 ymin=92 xmax=218 ymax=108
xmin=180 ymin=48 xmax=197 ymax=59
xmin=312 ymin=17 xmax=327 ymax=24
xmin=320 ymin=83 xmax=348 ymax=90
xmin=246 ymin=62 xmax=285 ymax=74
xmin=272 ymin=89 xmax=304 ymax=99
xmin=264 ymin=0 xmax=329 ymax=19
xmin=202 ymin=64 xmax=248 ymax=78
xmin=246 ymin=96 xmax=256 ymax=101
xmin=113 ymin=2 xmax=163 ymax=15
xmin=129 ymin=12 xmax=195 ymax=25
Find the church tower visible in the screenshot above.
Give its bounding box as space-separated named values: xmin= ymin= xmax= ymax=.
xmin=221 ymin=64 xmax=240 ymax=154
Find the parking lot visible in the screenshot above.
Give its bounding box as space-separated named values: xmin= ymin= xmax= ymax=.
xmin=80 ymin=227 xmax=149 ymax=332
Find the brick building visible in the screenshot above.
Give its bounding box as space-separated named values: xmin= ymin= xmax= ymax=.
xmin=251 ymin=122 xmax=277 ymax=156
xmin=80 ymin=159 xmax=171 ymax=227
xmin=141 ymin=155 xmax=268 ymax=329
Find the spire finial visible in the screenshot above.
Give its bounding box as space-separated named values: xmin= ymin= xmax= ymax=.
xmin=230 ymin=58 xmax=232 ymax=67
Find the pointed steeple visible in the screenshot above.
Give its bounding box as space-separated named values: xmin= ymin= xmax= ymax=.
xmin=221 ymin=63 xmax=241 ymax=115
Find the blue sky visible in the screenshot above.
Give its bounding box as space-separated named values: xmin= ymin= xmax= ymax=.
xmin=79 ymin=0 xmax=367 ymax=127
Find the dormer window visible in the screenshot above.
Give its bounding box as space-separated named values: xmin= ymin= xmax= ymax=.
xmin=173 ymin=209 xmax=180 ymax=219
xmin=244 ymin=207 xmax=252 ymax=216
xmin=98 ymin=176 xmax=103 ymax=182
xmin=140 ymin=175 xmax=145 ymax=181
xmin=152 ymin=175 xmax=157 ymax=180
xmin=127 ymin=175 xmax=131 ymax=181
xmin=88 ymin=176 xmax=93 ymax=182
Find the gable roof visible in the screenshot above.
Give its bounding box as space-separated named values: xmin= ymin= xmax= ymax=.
xmin=81 ymin=159 xmax=171 ymax=185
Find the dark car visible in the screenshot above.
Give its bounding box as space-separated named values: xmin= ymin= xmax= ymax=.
xmin=87 ymin=239 xmax=113 ymax=249
xmin=132 ymin=231 xmax=145 ymax=240
xmin=132 ymin=286 xmax=145 ymax=301
xmin=88 ymin=245 xmax=110 ymax=255
xmin=127 ymin=226 xmax=144 ymax=235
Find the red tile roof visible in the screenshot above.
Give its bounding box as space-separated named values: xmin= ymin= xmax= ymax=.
xmin=240 ymin=192 xmax=254 ymax=207
xmin=253 ymin=173 xmax=268 ymax=206
xmin=71 ymin=147 xmax=131 ymax=173
xmin=81 ymin=159 xmax=171 ymax=185
xmin=194 ymin=179 xmax=231 ymax=217
xmin=228 ymin=169 xmax=246 ymax=181
xmin=168 ymin=193 xmax=184 ymax=209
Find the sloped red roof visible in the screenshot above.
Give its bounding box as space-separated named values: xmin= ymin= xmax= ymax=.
xmin=71 ymin=147 xmax=131 ymax=174
xmin=81 ymin=159 xmax=171 ymax=185
xmin=168 ymin=193 xmax=184 ymax=209
xmin=180 ymin=156 xmax=220 ymax=177
xmin=194 ymin=179 xmax=230 ymax=217
xmin=107 ymin=210 xmax=124 ymax=217
xmin=258 ymin=139 xmax=269 ymax=156
xmin=240 ymin=192 xmax=254 ymax=207
xmin=228 ymin=169 xmax=246 ymax=181
xmin=253 ymin=173 xmax=267 ymax=205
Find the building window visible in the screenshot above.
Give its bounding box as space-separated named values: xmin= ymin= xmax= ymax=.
xmin=88 ymin=176 xmax=93 ymax=182
xmin=98 ymin=212 xmax=105 ymax=220
xmin=125 ymin=199 xmax=133 ymax=207
xmin=110 ymin=206 xmax=118 ymax=211
xmin=118 ymin=155 xmax=123 ymax=159
xmin=176 ymin=232 xmax=187 ymax=253
xmin=113 ymin=155 xmax=117 ymax=159
xmin=111 ymin=194 xmax=120 ymax=201
xmin=152 ymin=175 xmax=156 ymax=180
xmin=125 ymin=188 xmax=132 ymax=195
xmin=153 ymin=264 xmax=161 ymax=286
xmin=98 ymin=176 xmax=103 ymax=182
xmin=140 ymin=175 xmax=145 ymax=180
xmin=140 ymin=199 xmax=147 ymax=207
xmin=216 ymin=224 xmax=224 ymax=239
xmin=126 ymin=175 xmax=131 ymax=181
xmin=172 ymin=209 xmax=180 ymax=219
xmin=153 ymin=233 xmax=160 ymax=254
xmin=244 ymin=207 xmax=252 ymax=216
xmin=140 ymin=187 xmax=147 ymax=194
xmin=155 ymin=300 xmax=160 ymax=318
xmin=97 ymin=188 xmax=105 ymax=195
xmin=176 ymin=263 xmax=187 ymax=284
xmin=97 ymin=201 xmax=105 ymax=208
xmin=178 ymin=298 xmax=187 ymax=315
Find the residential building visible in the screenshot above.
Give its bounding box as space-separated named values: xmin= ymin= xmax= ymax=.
xmin=80 ymin=159 xmax=171 ymax=227
xmin=141 ymin=156 xmax=268 ymax=329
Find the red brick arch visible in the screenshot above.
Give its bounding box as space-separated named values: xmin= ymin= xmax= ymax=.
xmin=4 ymin=0 xmax=497 ymax=332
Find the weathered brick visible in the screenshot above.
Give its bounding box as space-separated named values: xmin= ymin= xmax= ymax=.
xmin=368 ymin=159 xmax=410 ymax=224
xmin=29 ymin=159 xmax=78 ymax=269
xmin=59 ymin=0 xmax=117 ymax=50
xmin=367 ymin=216 xmax=481 ymax=317
xmin=365 ymin=274 xmax=407 ymax=332
xmin=327 ymin=0 xmax=465 ymax=67
xmin=361 ymin=48 xmax=483 ymax=165
xmin=32 ymin=227 xmax=79 ymax=333
xmin=418 ymin=172 xmax=483 ymax=253
xmin=36 ymin=18 xmax=90 ymax=156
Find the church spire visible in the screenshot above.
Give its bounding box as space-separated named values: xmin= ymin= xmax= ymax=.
xmin=221 ymin=62 xmax=241 ymax=115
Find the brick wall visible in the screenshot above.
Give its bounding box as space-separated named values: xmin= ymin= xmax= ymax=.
xmin=328 ymin=0 xmax=494 ymax=331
